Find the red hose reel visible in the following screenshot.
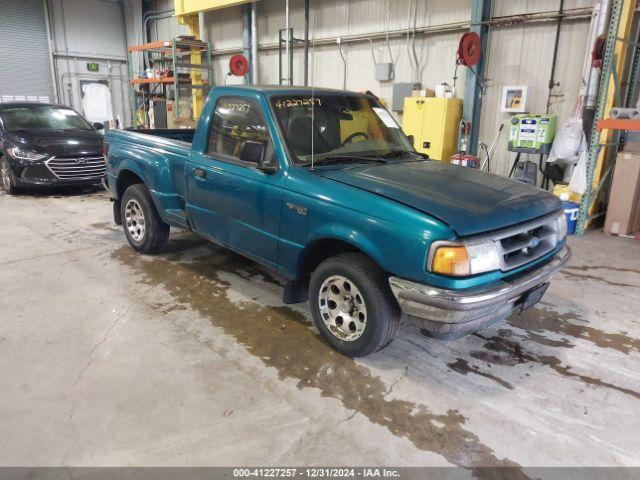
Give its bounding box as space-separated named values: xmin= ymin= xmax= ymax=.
xmin=229 ymin=54 xmax=250 ymax=77
xmin=457 ymin=32 xmax=482 ymax=67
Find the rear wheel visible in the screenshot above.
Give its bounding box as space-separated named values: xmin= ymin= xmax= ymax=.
xmin=309 ymin=253 xmax=401 ymax=357
xmin=120 ymin=183 xmax=169 ymax=253
xmin=0 ymin=158 xmax=18 ymax=195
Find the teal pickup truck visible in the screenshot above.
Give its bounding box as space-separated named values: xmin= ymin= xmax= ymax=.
xmin=105 ymin=86 xmax=570 ymax=357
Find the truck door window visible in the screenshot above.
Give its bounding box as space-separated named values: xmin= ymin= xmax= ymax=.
xmin=207 ymin=97 xmax=275 ymax=167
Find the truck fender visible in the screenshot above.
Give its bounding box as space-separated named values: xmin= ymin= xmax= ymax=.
xmin=281 ymin=227 xmax=386 ymax=305
xmin=298 ymin=223 xmax=385 ymax=278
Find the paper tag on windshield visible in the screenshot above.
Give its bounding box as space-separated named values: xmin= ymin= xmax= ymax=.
xmin=373 ymin=107 xmax=399 ymax=128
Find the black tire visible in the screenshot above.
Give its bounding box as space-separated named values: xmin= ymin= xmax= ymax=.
xmin=309 ymin=253 xmax=401 ymax=357
xmin=0 ymin=157 xmax=19 ymax=195
xmin=120 ymin=183 xmax=170 ymax=253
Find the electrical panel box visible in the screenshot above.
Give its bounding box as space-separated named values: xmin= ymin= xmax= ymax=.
xmin=392 ymin=83 xmax=419 ymax=111
xmin=375 ymin=63 xmax=393 ymax=82
xmin=402 ymin=97 xmax=463 ymax=162
xmin=508 ymin=114 xmax=557 ymax=153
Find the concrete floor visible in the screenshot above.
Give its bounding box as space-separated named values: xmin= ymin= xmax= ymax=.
xmin=1 ymin=188 xmax=639 ymax=468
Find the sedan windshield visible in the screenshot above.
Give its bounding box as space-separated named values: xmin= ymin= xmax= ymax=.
xmin=270 ymin=93 xmax=416 ymax=165
xmin=0 ymin=105 xmax=92 ymax=132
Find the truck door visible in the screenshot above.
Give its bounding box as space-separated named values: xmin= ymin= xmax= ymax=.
xmin=185 ymin=95 xmax=284 ymax=269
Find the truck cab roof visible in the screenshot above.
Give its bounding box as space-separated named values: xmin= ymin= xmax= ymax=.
xmin=213 ymin=85 xmax=373 ymax=97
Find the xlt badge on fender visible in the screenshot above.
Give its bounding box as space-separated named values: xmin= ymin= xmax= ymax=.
xmin=286 ymin=202 xmax=307 ymax=216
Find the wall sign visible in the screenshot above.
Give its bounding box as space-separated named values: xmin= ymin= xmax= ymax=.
xmin=86 ymin=62 xmax=100 ymax=72
xmin=501 ymin=85 xmax=528 ymax=113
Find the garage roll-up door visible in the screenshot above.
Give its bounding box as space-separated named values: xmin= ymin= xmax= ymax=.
xmin=0 ymin=0 xmax=54 ymax=100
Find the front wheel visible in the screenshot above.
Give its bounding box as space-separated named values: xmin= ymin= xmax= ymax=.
xmin=309 ymin=253 xmax=401 ymax=357
xmin=0 ymin=158 xmax=19 ymax=195
xmin=120 ymin=183 xmax=170 ymax=253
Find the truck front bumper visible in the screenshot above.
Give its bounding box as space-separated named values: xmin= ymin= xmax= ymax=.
xmin=388 ymin=245 xmax=571 ymax=338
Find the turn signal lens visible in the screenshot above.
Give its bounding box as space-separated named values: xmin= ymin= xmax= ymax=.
xmin=431 ymin=246 xmax=470 ymax=276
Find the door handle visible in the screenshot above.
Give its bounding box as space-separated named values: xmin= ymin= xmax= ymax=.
xmin=193 ymin=168 xmax=207 ymax=179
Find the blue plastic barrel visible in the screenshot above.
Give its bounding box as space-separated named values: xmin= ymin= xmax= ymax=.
xmin=562 ymin=201 xmax=579 ymax=235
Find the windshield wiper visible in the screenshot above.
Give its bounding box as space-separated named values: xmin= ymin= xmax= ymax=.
xmin=304 ymin=155 xmax=387 ymax=167
xmin=379 ymin=149 xmax=427 ymax=160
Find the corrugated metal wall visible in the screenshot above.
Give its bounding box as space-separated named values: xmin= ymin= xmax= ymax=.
xmin=0 ymin=0 xmax=54 ymax=100
xmin=148 ymin=0 xmax=596 ymax=174
xmin=482 ymin=0 xmax=594 ymax=175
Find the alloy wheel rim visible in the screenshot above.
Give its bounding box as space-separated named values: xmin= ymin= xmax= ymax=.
xmin=124 ymin=199 xmax=146 ymax=242
xmin=318 ymin=274 xmax=367 ymax=342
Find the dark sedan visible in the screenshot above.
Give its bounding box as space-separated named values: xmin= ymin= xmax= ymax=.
xmin=0 ymin=103 xmax=105 ymax=194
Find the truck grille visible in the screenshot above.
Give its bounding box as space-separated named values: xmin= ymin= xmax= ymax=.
xmin=492 ymin=212 xmax=563 ymax=271
xmin=46 ymin=156 xmax=106 ymax=180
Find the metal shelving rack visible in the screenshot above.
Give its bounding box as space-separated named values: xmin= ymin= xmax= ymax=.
xmin=127 ymin=38 xmax=212 ymax=128
xmin=575 ymin=0 xmax=636 ymax=235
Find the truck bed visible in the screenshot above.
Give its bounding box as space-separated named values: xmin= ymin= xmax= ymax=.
xmin=125 ymin=128 xmax=196 ymax=144
xmin=105 ymin=128 xmax=195 ymax=228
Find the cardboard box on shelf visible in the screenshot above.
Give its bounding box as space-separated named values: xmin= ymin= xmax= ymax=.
xmin=623 ymin=141 xmax=640 ymax=153
xmin=411 ymin=88 xmax=435 ymax=98
xmin=173 ymin=117 xmax=196 ymax=129
xmin=604 ymin=151 xmax=640 ymax=235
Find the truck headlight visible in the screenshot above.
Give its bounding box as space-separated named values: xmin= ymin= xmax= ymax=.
xmin=429 ymin=241 xmax=502 ymax=277
xmin=556 ymin=211 xmax=568 ymax=240
xmin=7 ymin=147 xmax=48 ymax=162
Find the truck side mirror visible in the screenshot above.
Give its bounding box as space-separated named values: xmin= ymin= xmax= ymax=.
xmin=239 ymin=140 xmax=266 ymax=164
xmin=407 ymin=134 xmax=414 ymax=147
xmin=257 ymin=153 xmax=279 ymax=174
xmin=239 ymin=140 xmax=278 ymax=174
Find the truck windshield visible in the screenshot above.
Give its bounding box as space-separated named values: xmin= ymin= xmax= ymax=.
xmin=269 ymin=94 xmax=416 ymax=165
xmin=0 ymin=106 xmax=92 ymax=132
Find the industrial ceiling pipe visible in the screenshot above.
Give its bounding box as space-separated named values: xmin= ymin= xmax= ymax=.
xmin=285 ymin=0 xmax=290 ymax=85
xmin=199 ymin=12 xmax=206 ymax=42
xmin=546 ymin=0 xmax=565 ymax=113
xmin=206 ymin=7 xmax=592 ymax=58
xmin=304 ymin=0 xmax=309 ymax=86
xmin=143 ymin=10 xmax=174 ymax=67
xmin=251 ymin=2 xmax=259 ymax=84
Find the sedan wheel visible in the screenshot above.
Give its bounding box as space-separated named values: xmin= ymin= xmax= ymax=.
xmin=0 ymin=159 xmax=16 ymax=194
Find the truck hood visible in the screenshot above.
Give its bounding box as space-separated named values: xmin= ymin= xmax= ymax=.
xmin=317 ymin=161 xmax=562 ymax=236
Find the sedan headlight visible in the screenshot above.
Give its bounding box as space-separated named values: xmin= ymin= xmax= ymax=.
xmin=7 ymin=147 xmax=48 ymax=162
xmin=428 ymin=241 xmax=502 ymax=277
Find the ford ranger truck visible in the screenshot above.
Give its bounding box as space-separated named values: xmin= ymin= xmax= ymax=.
xmin=105 ymin=86 xmax=570 ymax=357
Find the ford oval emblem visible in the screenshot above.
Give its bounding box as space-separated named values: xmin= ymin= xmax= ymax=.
xmin=528 ymin=237 xmax=541 ymax=249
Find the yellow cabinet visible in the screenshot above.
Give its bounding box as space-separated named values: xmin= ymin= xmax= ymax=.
xmin=402 ymin=97 xmax=462 ymax=162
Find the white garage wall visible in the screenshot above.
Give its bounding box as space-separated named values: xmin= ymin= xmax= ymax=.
xmin=146 ymin=0 xmax=595 ymax=174
xmin=47 ymin=0 xmax=131 ymax=126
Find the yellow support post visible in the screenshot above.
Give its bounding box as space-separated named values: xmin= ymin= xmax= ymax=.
xmin=174 ymin=0 xmax=260 ymax=120
xmin=175 ymin=0 xmax=255 ymax=16
xmin=589 ymin=0 xmax=635 ymax=217
xmin=177 ymin=14 xmax=204 ymax=121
